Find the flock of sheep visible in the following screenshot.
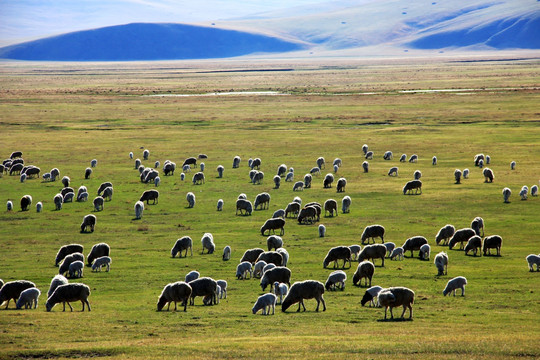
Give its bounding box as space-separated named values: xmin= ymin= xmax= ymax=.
xmin=1 ymin=147 xmax=539 ymax=320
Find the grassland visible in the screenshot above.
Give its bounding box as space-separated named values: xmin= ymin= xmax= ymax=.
xmin=0 ymin=57 xmax=539 ymax=359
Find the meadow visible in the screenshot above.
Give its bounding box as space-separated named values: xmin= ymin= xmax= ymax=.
xmin=0 ymin=58 xmax=539 ymax=359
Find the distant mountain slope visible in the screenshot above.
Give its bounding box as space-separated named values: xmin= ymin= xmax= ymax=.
xmin=0 ymin=23 xmax=305 ymax=61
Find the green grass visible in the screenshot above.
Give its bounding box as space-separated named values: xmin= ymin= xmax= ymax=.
xmin=0 ymin=58 xmax=539 ymax=359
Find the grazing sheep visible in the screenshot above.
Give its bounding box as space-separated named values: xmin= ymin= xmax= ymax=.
xmin=365 ymin=151 xmax=374 ymax=160
xmin=182 ymin=165 xmax=191 ymax=172
xmin=358 ymin=244 xmax=387 ymax=267
xmin=454 ymin=169 xmax=462 ymax=184
xmin=42 ymin=173 xmax=51 ymax=181
xmin=217 ymin=198 xmax=223 ymax=211
xmin=333 ymin=164 xmax=338 ymax=173
xmin=256 ymin=251 xmax=284 ymax=267
xmin=55 ymin=244 xmax=84 ymax=266
xmin=6 ymin=200 xmax=13 ymax=211
xmin=485 ymin=155 xmax=491 ymax=164
xmin=316 ymin=157 xmax=325 ymax=169
xmin=449 ymin=228 xmax=476 ymax=250
xmin=200 ymin=162 xmax=205 ymax=172
xmin=293 ymin=181 xmax=304 ymax=191
xmin=232 ymin=156 xmax=241 ymax=168
xmin=362 ymin=161 xmax=369 ymax=173
xmin=89 ymin=158 xmax=97 ymax=168
xmin=273 ymin=175 xmax=281 ymax=189
xmin=188 ymin=277 xmax=218 ymax=306
xmin=388 ymin=167 xmax=398 ymax=177
xmin=402 ymin=236 xmax=428 ymax=257
xmin=46 ymin=283 xmax=91 ymax=312
xmin=378 ymin=287 xmax=415 ymax=320
xmin=48 ymin=275 xmax=68 ymax=298
xmin=252 ymin=171 xmax=264 ymax=184
xmin=20 ymin=173 xmax=26 ymax=183
xmin=362 ymin=144 xmax=369 ymax=155
xmin=471 ymin=217 xmax=485 ymax=237
xmin=20 ymin=195 xmax=32 ymax=211
xmin=253 ymin=260 xmax=267 ymax=278
xmin=520 ymin=186 xmax=528 ymax=200
xmin=353 ymin=261 xmax=375 ymax=287
xmin=323 ymin=173 xmax=334 ymax=188
xmin=0 ymin=280 xmax=36 ymax=309
xmin=254 ymin=192 xmax=271 ymax=210
xmin=272 ymin=209 xmax=285 ymax=219
xmin=68 ymin=260 xmax=84 ymax=278
xmin=285 ymin=171 xmax=294 ymax=182
xmin=9 ymin=163 xmax=24 ymax=175
xmin=155 ymin=161 xmax=160 ymax=169
xmin=163 ymin=162 xmax=176 ymax=176
xmin=419 ymin=244 xmax=431 ymax=260
xmin=483 ymin=235 xmax=503 ymax=256
xmin=267 ymin=235 xmax=283 ymax=251
xmin=216 ymin=165 xmax=224 ymax=178
xmin=16 ymin=288 xmax=41 ymax=310
xmin=217 ymin=280 xmax=227 ymax=299
xmin=435 ymin=224 xmax=456 ymax=246
xmin=333 ymin=158 xmax=342 ymax=168
xmin=282 ymin=280 xmax=326 ymax=312
xmin=483 ymin=168 xmax=494 ymax=183
xmin=464 ymin=236 xmax=482 ymax=256
xmin=349 ymin=245 xmax=361 ymax=260
xmin=22 ymin=166 xmax=38 ymax=178
xmin=403 ymin=180 xmax=422 ymax=195
xmin=263 ymin=263 xmax=276 ymax=274
xmin=10 ymin=151 xmax=23 ymax=159
xmin=61 ymin=187 xmax=74 ymax=197
xmin=361 ymin=225 xmax=385 ymax=244
xmin=250 ymin=158 xmax=261 ymax=170
xmin=80 ymin=214 xmax=96 ymax=233
xmin=134 ymin=159 xmax=142 ymax=170
xmin=323 ymin=246 xmax=352 ymax=269
xmin=336 ymin=177 xmax=347 ymax=193
xmin=383 ymin=151 xmax=393 ymax=160
xmin=277 ymin=248 xmax=289 ymax=267
xmin=399 ymin=154 xmax=406 ymax=162
xmin=434 ymin=251 xmax=449 ymax=275
xmin=310 ymin=167 xmax=321 ymax=175
xmin=180 ymin=172 xmax=185 ymax=180
xmin=157 ymin=282 xmax=192 ymax=312
xmin=390 ymin=247 xmax=404 ymax=260
xmin=325 ymin=270 xmax=347 ymax=291
xmin=154 ymin=176 xmax=160 ymax=187
xmin=383 ymin=242 xmax=395 ymax=258
xmin=185 ymin=271 xmax=200 ymax=283
xmin=140 ymin=189 xmax=159 ymax=204
xmin=87 ymin=243 xmax=110 ymax=266
xmin=240 ymin=248 xmax=265 ymax=264
xmin=50 ymin=168 xmax=60 ymax=181
xmin=432 ymin=156 xmax=437 ymax=165
xmin=236 ymin=261 xmax=253 ymax=280
xmin=236 ymin=199 xmax=253 ymax=215
xmin=273 ymin=282 xmax=289 ymax=304
xmin=182 ymin=157 xmax=197 ymax=169
xmin=443 ymin=276 xmax=467 ymax=296
xmin=97 ymin=181 xmax=113 ymax=196
xmin=324 ymin=199 xmax=338 ymax=217
xmin=59 ymin=256 xmax=84 ymax=276
xmin=61 ymin=176 xmax=70 ymax=188
xmin=502 ymin=187 xmax=512 ymax=203
xmin=277 ymin=164 xmax=287 ymax=177
xmin=35 ymin=201 xmax=42 ymax=213
xmin=463 ymin=168 xmax=469 ymax=179
xmin=101 ymin=186 xmax=113 ymax=201
xmin=302 ymin=173 xmax=312 ymax=189
xmin=77 ymin=192 xmax=88 ymax=202
xmin=201 ymin=233 xmax=215 ymax=254
xmin=341 ymin=195 xmax=351 ymax=214
xmin=192 ymin=172 xmax=205 ymax=185
xmin=91 ymin=256 xmax=111 ymax=272
xmin=361 ymin=286 xmax=383 ymax=307
xmin=252 ymin=293 xmax=277 ymax=315
xmin=134 ymin=200 xmax=144 ymax=219
xmin=409 ymin=154 xmax=418 ymax=163
xmin=318 ymin=224 xmax=326 ymax=238
xmin=531 ymin=185 xmax=538 ymax=197
xmin=222 ymin=245 xmax=231 ymax=261
xmin=285 ymin=202 xmax=301 ymax=218
xmin=510 ymin=161 xmax=516 ymax=170
xmin=260 ymin=218 xmax=285 ymax=236
xmin=526 ymin=254 xmax=540 ymax=271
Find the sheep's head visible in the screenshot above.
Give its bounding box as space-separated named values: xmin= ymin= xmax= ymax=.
xmin=45 ymin=301 xmax=54 ymax=312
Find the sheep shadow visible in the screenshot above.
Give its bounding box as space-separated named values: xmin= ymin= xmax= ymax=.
xmin=377 ymin=318 xmax=413 ymax=322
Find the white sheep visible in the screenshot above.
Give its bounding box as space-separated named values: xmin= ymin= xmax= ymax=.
xmin=262 ymin=263 xmax=276 ymax=275
xmin=285 ymin=172 xmax=294 ymax=182
xmin=91 ymin=256 xmax=111 ymax=272
xmin=432 ymin=156 xmax=437 ymax=165
xmin=222 ymin=246 xmax=231 ymax=261
xmin=463 ymin=168 xmax=470 ymax=179
xmin=134 ymin=201 xmax=144 ymax=219
xmin=362 ymin=144 xmax=369 ymax=155
xmin=200 ymin=162 xmax=205 ymax=172
xmin=520 ymin=186 xmax=528 ymax=200
xmin=383 ymin=242 xmax=395 ymax=258
xmin=325 ymin=270 xmax=347 ymax=291
xmin=273 ymin=282 xmax=289 ymax=304
xmin=409 ymin=154 xmax=418 ymax=163
xmin=143 ymin=150 xmax=149 ymax=160
xmin=443 ymin=276 xmax=467 ymax=296
xmin=486 ymin=155 xmax=491 ymax=164
xmin=342 ymin=196 xmax=351 ymax=213
xmin=68 ymin=260 xmax=84 ymax=278
xmin=419 ymin=244 xmax=431 ymax=260
xmin=434 ymin=251 xmax=448 ymax=276
xmin=293 ymin=196 xmax=302 ymax=205
xmin=180 ymin=172 xmax=185 ymax=181
xmin=91 ymin=159 xmax=98 ymax=167
xmin=333 ymin=164 xmax=338 ymax=173
xmin=7 ymin=200 xmax=13 ymax=211
xmin=186 ymin=192 xmax=195 ymax=208
xmin=502 ymin=187 xmax=512 ymax=203
xmin=414 ymin=170 xmax=422 ymax=180
xmin=252 ymin=293 xmax=277 ymax=315
xmin=388 ymin=167 xmax=398 ymax=177
xmin=399 ymin=154 xmax=406 ymax=162
xmin=36 ymin=202 xmax=43 ymax=213
xmin=349 ymin=245 xmax=361 ymax=261
xmin=531 ymin=185 xmax=538 ymax=197
xmin=217 ymin=199 xmax=224 ymax=211
xmin=129 ymin=152 xmax=133 ymax=159
xmin=510 ymin=161 xmax=516 ymax=170
xmin=154 ymin=176 xmax=160 ymax=187
xmin=183 ymin=164 xmax=190 ymax=172
xmin=155 ymin=161 xmax=160 ymax=168
xmin=318 ymin=224 xmax=326 ymax=238
xmin=201 ymin=233 xmax=215 ymax=254
xmin=20 ymin=173 xmax=26 ymax=183
xmin=54 ymin=194 xmax=63 ymax=210
xmin=293 ymin=181 xmax=303 ymax=191
xmin=253 ymin=260 xmax=267 ymax=278
xmin=454 ymin=169 xmax=462 ymax=184
xmin=390 ymin=247 xmax=404 ymax=260
xmin=362 ymin=161 xmax=369 ymax=173
xmin=272 ymin=209 xmax=285 ymax=219
xmin=217 ymin=280 xmax=227 ymax=299
xmin=185 ymin=270 xmax=200 ymax=283
xmin=236 ymin=261 xmax=253 ymax=280
xmin=48 ymin=275 xmax=68 ymax=298
xmin=277 ymin=248 xmax=289 ymax=267
xmin=526 ymin=254 xmax=540 ymax=271
xmin=16 ymin=288 xmax=41 ymax=309
xmin=361 ymin=285 xmax=384 ymax=307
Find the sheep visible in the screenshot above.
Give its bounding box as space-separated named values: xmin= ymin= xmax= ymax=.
xmin=252 ymin=171 xmax=265 ymax=184
xmin=397 ymin=154 xmax=406 ymax=163
xmin=154 ymin=176 xmax=160 ymax=187
xmin=463 ymin=168 xmax=469 ymax=179
xmin=323 ymin=246 xmax=352 ymax=269
xmin=334 ymin=178 xmax=347 ymax=193
xmin=59 ymin=253 xmax=85 ymax=276
xmin=448 ymin=228 xmax=476 ymax=250
xmin=6 ymin=200 xmax=13 ymax=211
xmin=35 ymin=201 xmax=43 ymax=213
xmin=154 ymin=161 xmax=160 ymax=169
xmin=48 ymin=275 xmax=68 ymax=298
xmin=157 ymin=282 xmax=192 ymax=312
xmin=232 ymin=156 xmax=241 ymax=168
xmin=464 ymin=236 xmax=482 ymax=256
xmin=61 ymin=187 xmax=74 ymax=197
xmin=283 ymin=171 xmax=293 ymax=183
xmin=282 ymin=280 xmax=326 ymax=312
xmin=273 ymin=282 xmax=289 ymax=305
xmin=267 ymin=235 xmax=283 ymax=251
xmin=134 ymin=200 xmax=144 ymax=219
xmin=182 ymin=165 xmax=190 ymax=173
xmin=520 ymin=186 xmax=528 ymax=200
xmin=272 ymin=209 xmax=285 ymax=219
xmin=297 ymin=204 xmax=317 ymax=223
xmin=318 ymin=224 xmax=326 ymax=238
xmin=377 ymin=287 xmax=415 ymax=320
xmin=180 ymin=172 xmax=185 ymax=180
xmin=23 ymin=165 xmax=39 ymax=178
xmin=163 ymin=162 xmax=176 ymax=176
xmin=273 ymin=175 xmax=281 ymax=189
xmin=61 ymin=176 xmax=70 ymax=188
xmin=409 ymin=154 xmax=418 ymax=163
xmin=256 ymin=251 xmax=284 ymax=267
xmin=253 ymin=260 xmax=267 ymax=278
xmin=80 ymin=214 xmax=96 ymax=233
xmin=134 ymin=158 xmax=142 ymax=170
xmin=383 ymin=242 xmax=395 ymax=258
xmin=261 ymin=218 xmax=285 ymax=236
xmin=182 ymin=157 xmax=197 ymax=169
xmin=140 ymin=189 xmax=159 ymax=204
xmin=310 ymin=167 xmax=321 ymax=175
xmin=485 ymin=155 xmax=491 ymax=164
xmin=510 ymin=161 xmax=516 ymax=170
xmin=46 ymin=283 xmax=91 ymax=312
xmin=365 ymin=151 xmax=374 ymax=160
xmin=454 ymin=169 xmax=462 ymax=184
xmin=292 ymin=181 xmax=303 ymax=191
xmin=361 ymin=225 xmax=385 ymax=244
xmin=293 ymin=196 xmax=302 ymax=205
xmin=443 ymin=276 xmax=467 ymax=296
xmin=217 ymin=280 xmax=227 ymax=299
xmin=483 ymin=235 xmax=503 ymax=256
xmin=188 ymin=277 xmax=218 ymax=306
xmin=10 ymin=151 xmax=23 ymax=159
xmin=185 ymin=192 xmax=196 ymax=208
xmin=419 ymin=244 xmax=431 ymax=260
xmin=323 ymin=173 xmax=334 ymax=188
xmin=198 ymin=154 xmax=208 ymax=160
xmin=358 ymin=244 xmax=387 ymax=267
xmin=97 ymin=181 xmax=113 ymax=196
xmin=341 ymin=195 xmax=351 ymax=214
xmin=388 ymin=167 xmax=398 ymax=177
xmin=390 ymin=247 xmax=404 ymax=260
xmin=9 ymin=163 xmax=23 ymax=175
xmin=236 ymin=199 xmax=253 ymax=215
xmin=222 ymin=245 xmax=231 ymax=261
xmin=68 ymin=260 xmax=84 ymax=278
xmin=236 ymin=261 xmax=253 ymax=280
xmin=216 ymin=198 xmax=223 ymax=211
xmin=192 ymin=172 xmax=205 ymax=185
xmin=20 ymin=195 xmax=32 ymax=211
xmin=277 ymin=248 xmax=289 ymax=267
xmin=301 ymin=174 xmax=312 ymax=189
xmin=185 ymin=271 xmax=200 ymax=283
xmin=285 ymin=202 xmax=300 ymax=218
xmin=20 ymin=173 xmax=26 ymax=183
xmin=277 ymin=164 xmax=287 ymax=177
xmin=263 ymin=263 xmax=276 ymax=274
xmin=483 ymin=168 xmax=494 ymax=183
xmin=42 ymin=173 xmax=51 ymax=181
xmin=254 ymin=192 xmax=271 ymax=210
xmin=215 ymin=165 xmax=224 ymax=179
xmin=55 ymin=244 xmax=84 ymax=266
xmin=432 ymin=156 xmax=437 ymax=165
xmin=531 ymin=185 xmax=538 ymax=197
xmin=101 ymin=186 xmax=113 ymax=201
xmin=435 ymin=224 xmax=455 ymax=246
xmin=325 ymin=270 xmax=347 ymax=291
xmin=91 ymin=256 xmax=111 ymax=272
xmin=403 ymin=180 xmax=422 ymax=195
xmin=250 ymin=157 xmax=261 ymax=170
xmin=16 ymin=288 xmax=41 ymax=310
xmin=200 ymin=162 xmax=205 ymax=172
xmin=87 ymin=243 xmax=110 ymax=266
xmin=349 ymin=245 xmax=361 ymax=260
xmin=434 ymin=251 xmax=449 ymax=275
xmin=240 ymin=248 xmax=265 ymax=264
xmin=383 ymin=151 xmax=393 ymax=160
xmin=526 ymin=254 xmax=540 ymax=271
xmin=324 ymin=199 xmax=338 ymax=217
xmin=361 ymin=286 xmax=384 ymax=307
xmin=333 ymin=158 xmax=342 ymax=168
xmin=316 ymin=156 xmax=325 ymax=169
xmin=362 ymin=144 xmax=369 ymax=155
xmin=201 ymin=233 xmax=215 ymax=254
xmin=471 ymin=217 xmax=485 ymax=237
xmin=502 ymin=187 xmax=512 ymax=203
xmin=402 ymin=236 xmax=428 ymax=257
xmin=77 ymin=192 xmax=88 ymax=202
xmin=353 ymin=260 xmax=375 ymax=287
xmin=252 ymin=293 xmax=277 ymax=315
xmin=0 ymin=280 xmax=36 ymax=309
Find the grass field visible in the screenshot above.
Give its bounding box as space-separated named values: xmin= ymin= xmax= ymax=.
xmin=0 ymin=58 xmax=539 ymax=359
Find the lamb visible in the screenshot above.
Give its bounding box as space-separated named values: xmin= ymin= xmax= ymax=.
xmin=91 ymin=256 xmax=111 ymax=272
xmin=87 ymin=243 xmax=110 ymax=266
xmin=413 ymin=170 xmax=422 ymax=180
xmin=388 ymin=167 xmax=398 ymax=177
xmin=185 ymin=271 xmax=200 ymax=283
xmin=102 ymin=186 xmax=113 ymax=201
xmin=318 ymin=224 xmax=326 ymax=238
xmin=253 ymin=171 xmax=265 ymax=184
xmin=267 ymin=235 xmax=283 ymax=251
xmin=448 ymin=228 xmax=476 ymax=250
xmin=333 ymin=158 xmax=342 ymax=168
xmin=261 ymin=267 xmax=291 ymax=292
xmin=471 ymin=217 xmax=485 ymax=236
xmin=479 ymin=159 xmax=484 ymax=168
xmin=325 ymin=270 xmax=347 ymax=291
xmin=342 ymin=195 xmax=351 ymax=213
xmin=531 ymin=185 xmax=538 ymax=197
xmin=54 ymin=194 xmax=63 ymax=210
xmin=349 ymin=245 xmax=361 ymax=260
xmin=362 ymin=144 xmax=369 ymax=155
xmin=272 ymin=209 xmax=285 ymax=219
xmin=192 ymin=172 xmax=205 ymax=185
xmin=260 ymin=218 xmax=285 ymax=236
xmin=434 ymin=251 xmax=448 ymax=275
xmin=252 ymin=293 xmax=277 ymax=315
xmin=403 ymin=180 xmax=422 ymax=195
xmin=273 ymin=175 xmax=281 ymax=189
xmin=502 ymin=187 xmax=512 ymax=203
xmin=157 ymin=282 xmax=192 ymax=312
xmin=526 ymin=254 xmax=540 ymax=271
xmin=383 ymin=151 xmax=393 ymax=160
xmin=432 ymin=156 xmax=437 ymax=165
xmin=186 ymin=192 xmax=196 ymax=208
xmin=383 ymin=242 xmax=395 ymax=258
xmin=42 ymin=173 xmax=51 ymax=181
xmin=182 ymin=157 xmax=197 ymax=169
xmin=277 ymin=248 xmax=289 ymax=267
xmin=232 ymin=156 xmax=241 ymax=168
xmin=61 ymin=176 xmax=70 ymax=188
xmin=134 ymin=200 xmax=144 ymax=219
xmin=240 ymin=248 xmax=265 ymax=264
xmin=310 ymin=167 xmax=321 ymax=175
xmin=154 ymin=161 xmax=160 ymax=169
xmin=182 ymin=165 xmax=191 ymax=173
xmin=263 ymin=263 xmax=276 ymax=274
xmin=217 ymin=280 xmax=227 ymax=299
xmin=435 ymin=224 xmax=455 ymax=246
xmin=55 ymin=244 xmax=84 ymax=266
xmin=443 ymin=276 xmax=467 ymax=296
xmin=358 ymin=244 xmax=387 ymax=267
xmin=236 ymin=199 xmax=253 ymax=215
xmin=282 ymin=280 xmax=326 ymax=312
xmin=510 ymin=161 xmax=516 ymax=170
xmin=77 ymin=192 xmax=88 ymax=202
xmin=336 ymin=178 xmax=347 ymax=192
xmin=285 ymin=202 xmax=300 ymax=218
xmin=222 ymin=245 xmax=231 ymax=261
xmin=361 ymin=285 xmax=384 ymax=307
xmin=59 ymin=253 xmax=84 ymax=276
xmin=250 ymin=157 xmax=261 ymax=170
xmin=463 ymin=168 xmax=469 ymax=179
xmin=365 ymin=151 xmax=374 ymax=160
xmin=68 ymin=260 xmax=84 ymax=278
xmin=464 ymin=236 xmax=482 ymax=256
xmin=201 ymin=233 xmax=215 ymax=254
xmin=390 ymin=247 xmax=404 ymax=260
xmin=323 ymin=246 xmax=352 ymax=269
xmin=323 ymin=173 xmax=334 ymax=188
xmin=253 ymin=260 xmax=267 ymax=278
xmin=188 ymin=277 xmax=218 ymax=306
xmin=0 ymin=280 xmax=36 ymax=309
xmin=256 ymin=251 xmax=284 ymax=267
xmin=273 ymin=282 xmax=289 ymax=304
xmin=520 ymin=186 xmax=528 ymax=200
xmin=454 ymin=169 xmax=462 ymax=184
xmin=48 ymin=275 xmax=68 ymax=298
xmin=6 ymin=200 xmax=12 ymax=211
xmin=361 ymin=225 xmax=385 ymax=244
xmin=16 ymin=288 xmax=41 ymax=310
xmin=80 ymin=214 xmax=96 ymax=233
xmin=254 ymin=192 xmax=271 ymax=210
xmin=483 ymin=235 xmax=503 ymax=256
xmin=297 ymin=206 xmax=317 ymax=224
xmin=409 ymin=154 xmax=418 ymax=163
xmin=324 ymin=199 xmax=338 ymax=217
xmin=236 ymin=261 xmax=253 ymax=280
xmin=20 ymin=195 xmax=32 ymax=211
xmin=483 ymin=167 xmax=494 ymax=183
xmin=46 ymin=283 xmax=91 ymax=312
xmin=419 ymin=244 xmax=431 ymax=260
xmin=402 ymin=236 xmax=428 ymax=257
xmin=377 ymin=287 xmax=415 ymax=320
xmin=353 ymin=261 xmax=375 ymax=287
xmin=97 ymin=182 xmax=113 ymax=196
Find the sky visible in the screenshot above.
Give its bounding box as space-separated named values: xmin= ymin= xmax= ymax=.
xmin=0 ymin=0 xmax=327 ymax=46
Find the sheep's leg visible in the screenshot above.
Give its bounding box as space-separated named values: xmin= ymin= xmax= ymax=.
xmin=384 ymin=306 xmax=388 ymax=319
xmin=4 ymin=299 xmax=10 ymax=309
xmin=461 ymin=287 xmax=465 ymax=296
xmin=389 ymin=307 xmax=394 ymax=319
xmin=409 ymin=305 xmax=413 ymax=319
xmin=68 ymin=302 xmax=74 ymax=312
xmin=401 ymin=305 xmax=407 ymax=319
